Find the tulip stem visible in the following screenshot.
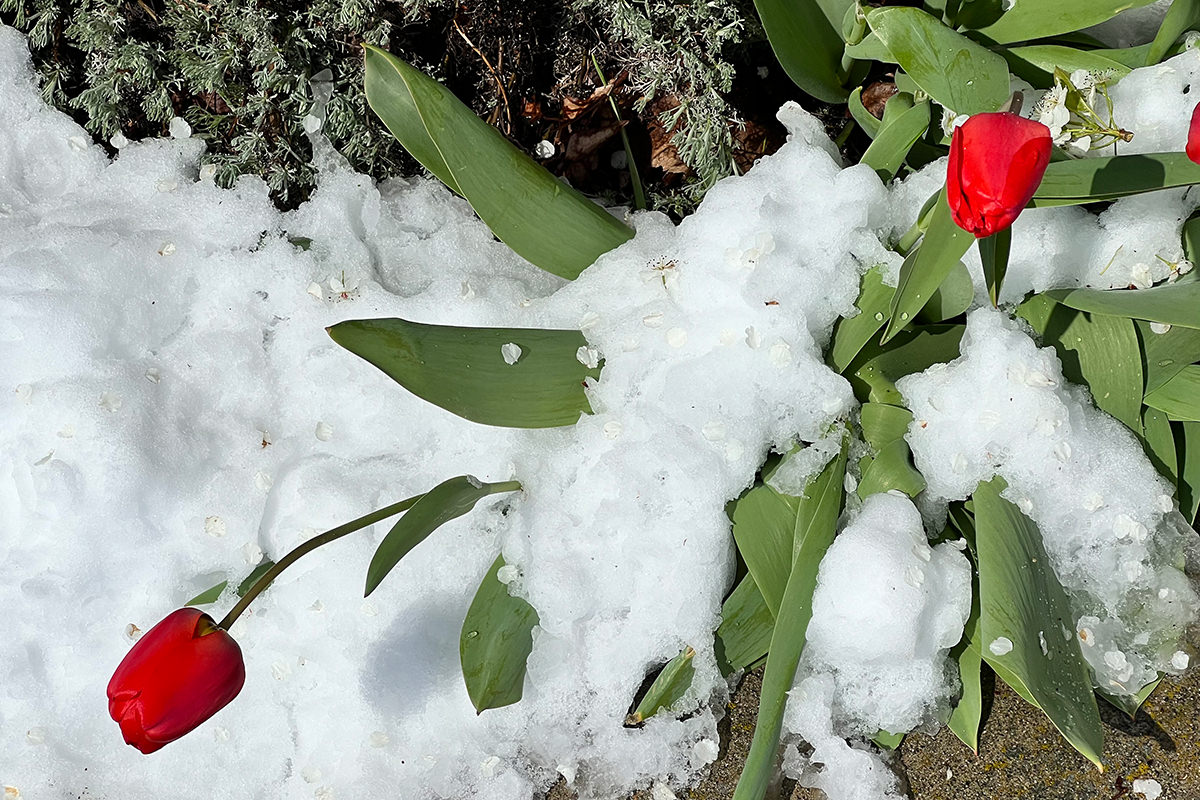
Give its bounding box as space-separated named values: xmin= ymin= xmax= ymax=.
xmin=216 ymin=493 xmax=425 ymax=630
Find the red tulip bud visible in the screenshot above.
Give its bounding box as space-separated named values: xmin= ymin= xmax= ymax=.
xmin=107 ymin=608 xmax=246 ymax=754
xmin=1187 ymin=101 xmax=1200 ymax=166
xmin=946 ymin=112 xmax=1052 ymax=238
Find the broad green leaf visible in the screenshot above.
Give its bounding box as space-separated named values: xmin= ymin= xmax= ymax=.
xmin=328 ymin=318 xmax=600 ymax=428
xmin=732 ymin=485 xmax=798 ymax=616
xmin=883 ymin=191 xmax=974 ymax=342
xmin=1142 ymin=407 xmax=1179 ymax=483
xmin=1031 ymin=153 xmax=1200 ymax=207
xmin=714 ymin=573 xmax=776 ymax=675
xmin=968 ymin=0 xmax=1156 ymax=45
xmin=861 ymin=97 xmax=932 ymax=182
xmin=1179 ymin=421 xmax=1200 ymax=524
xmin=1001 ymin=45 xmax=1132 ymax=88
xmin=1137 ymin=320 xmax=1200 ymax=393
xmin=916 ymin=262 xmax=974 ymax=323
xmin=1089 ymin=44 xmax=1155 ymax=69
xmin=627 ymin=647 xmax=697 ymax=725
xmin=186 ymin=581 xmax=228 ymax=606
xmin=1098 ymin=675 xmax=1161 ymax=718
xmin=866 ymin=7 xmax=1011 ymax=114
xmin=873 ymin=730 xmax=906 ymax=750
xmin=754 ymin=0 xmax=852 ymax=103
xmin=460 ymin=555 xmax=539 ymax=713
xmin=856 ymin=324 xmax=966 ymax=405
xmin=843 ymin=32 xmax=898 ymax=63
xmin=364 ymin=476 xmax=520 ymax=597
xmin=1017 ymin=297 xmax=1143 ymax=433
xmin=979 ymin=227 xmax=1011 ymax=308
xmin=974 ymin=477 xmax=1105 ymax=768
xmin=1046 ymin=282 xmax=1200 ymax=331
xmin=1147 ymin=0 xmax=1200 ymax=64
xmin=860 ymin=402 xmax=914 ymax=451
xmin=858 ymin=438 xmax=926 ymax=498
xmin=363 ymin=46 xmax=632 ymax=280
xmin=1185 ymin=209 xmax=1200 ymax=265
xmin=830 ymin=266 xmax=893 ymax=372
xmin=848 ymin=87 xmax=883 ymax=139
xmin=948 ymin=589 xmax=984 ymax=752
xmin=1144 ymin=366 xmax=1200 ymax=421
xmin=733 ymin=440 xmax=848 ymax=800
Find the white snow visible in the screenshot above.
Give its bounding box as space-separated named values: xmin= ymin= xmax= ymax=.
xmin=1133 ymin=777 xmax=1164 ymax=800
xmin=898 ymin=309 xmax=1199 ymax=694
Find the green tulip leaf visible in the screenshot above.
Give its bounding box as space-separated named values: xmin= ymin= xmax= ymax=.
xmin=1017 ymin=296 xmax=1143 ymax=433
xmin=860 ymin=402 xmax=914 ymax=452
xmin=830 ymin=266 xmax=893 ymax=373
xmin=753 ymin=0 xmax=853 ymax=103
xmin=1045 ymin=282 xmax=1200 ymax=332
xmin=861 ymin=97 xmax=932 ymax=182
xmin=1147 ymin=0 xmax=1200 ymax=65
xmin=1137 ymin=320 xmax=1200 ymax=394
xmin=873 ymin=730 xmax=906 ymax=750
xmin=858 ymin=438 xmax=926 ymax=499
xmin=186 ymin=580 xmax=228 ymax=606
xmin=1144 ymin=366 xmax=1200 ymax=422
xmin=715 ymin=571 xmax=776 ymax=675
xmin=866 ymin=6 xmax=1011 ymax=114
xmin=843 ymin=31 xmax=897 ymax=63
xmin=1098 ymin=675 xmax=1162 ymax=719
xmin=733 ymin=483 xmax=802 ymax=617
xmin=1179 ymin=421 xmax=1200 ymax=525
xmin=856 ymin=324 xmax=966 ymax=405
xmin=848 ymin=87 xmax=883 ymax=140
xmin=1141 ymin=407 xmax=1179 ymax=484
xmin=363 ymin=46 xmax=632 ymax=280
xmin=734 ymin=438 xmax=848 ymax=800
xmin=979 ymin=227 xmax=1011 ymax=308
xmin=328 ymin=318 xmax=600 ymax=428
xmin=365 ymin=476 xmax=521 ymax=597
xmin=974 ymin=477 xmax=1105 ymax=769
xmin=461 ymin=555 xmax=539 ymax=713
xmin=236 ymin=558 xmax=276 ymax=598
xmin=1001 ymin=45 xmax=1133 ymax=88
xmin=883 ymin=191 xmax=974 ymax=343
xmin=626 ymin=647 xmax=698 ymax=726
xmin=948 ymin=586 xmax=985 ymax=753
xmin=967 ymin=0 xmax=1156 ymax=45
xmin=917 ymin=261 xmax=974 ymax=324
xmin=1031 ymin=153 xmax=1200 ymax=207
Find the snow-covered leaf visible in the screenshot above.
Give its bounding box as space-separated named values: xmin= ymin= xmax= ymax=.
xmin=362 ymin=46 xmax=633 ymax=280
xmin=328 ymin=318 xmax=601 ymax=428
xmin=460 ymin=555 xmax=538 ymax=713
xmin=867 ymin=7 xmax=1011 ymax=114
xmin=734 ymin=437 xmax=847 ymax=800
xmin=626 ymin=647 xmax=696 ymax=726
xmin=1098 ymin=674 xmax=1161 ymax=718
xmin=365 ymin=476 xmax=520 ymax=597
xmin=973 ymin=476 xmax=1104 ymax=769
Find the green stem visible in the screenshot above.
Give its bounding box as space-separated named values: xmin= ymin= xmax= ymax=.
xmin=896 ymin=219 xmax=923 ymax=256
xmin=217 ymin=493 xmax=424 ymax=630
xmin=591 ymin=53 xmax=647 ymax=211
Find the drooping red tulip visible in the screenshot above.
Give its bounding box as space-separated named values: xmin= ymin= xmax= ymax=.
xmin=1187 ymin=101 xmax=1200 ymax=165
xmin=946 ymin=112 xmax=1053 ymax=238
xmin=107 ymin=608 xmax=246 ymax=754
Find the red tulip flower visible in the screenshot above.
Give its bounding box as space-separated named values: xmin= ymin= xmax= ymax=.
xmin=1187 ymin=101 xmax=1200 ymax=165
xmin=946 ymin=112 xmax=1053 ymax=238
xmin=107 ymin=608 xmax=246 ymax=754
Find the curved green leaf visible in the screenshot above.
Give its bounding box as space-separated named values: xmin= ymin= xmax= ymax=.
xmin=1141 ymin=407 xmax=1178 ymax=483
xmin=1099 ymin=675 xmax=1161 ymax=718
xmin=733 ymin=484 xmax=800 ymax=616
xmin=1031 ymin=153 xmax=1200 ymax=207
xmin=856 ymin=324 xmax=966 ymax=404
xmin=365 ymin=476 xmax=521 ymax=597
xmin=1179 ymin=421 xmax=1200 ymax=524
xmin=734 ymin=439 xmax=848 ymax=800
xmin=844 ymin=31 xmax=898 ymax=62
xmin=968 ymin=0 xmax=1156 ymax=45
xmin=186 ymin=581 xmax=228 ymax=606
xmin=860 ymin=402 xmax=914 ymax=451
xmin=948 ymin=586 xmax=984 ymax=753
xmin=363 ymin=46 xmax=633 ymax=280
xmin=1147 ymin=0 xmax=1200 ymax=65
xmin=883 ymin=191 xmax=974 ymax=342
xmin=858 ymin=438 xmax=926 ymax=498
xmin=626 ymin=647 xmax=697 ymax=726
xmin=1001 ymin=44 xmax=1132 ymax=88
xmin=974 ymin=477 xmax=1104 ymax=769
xmin=848 ymin=86 xmax=883 ymax=140
xmin=830 ymin=266 xmax=893 ymax=372
xmin=328 ymin=318 xmax=600 ymax=428
xmin=753 ymin=0 xmax=853 ymax=102
xmin=861 ymin=97 xmax=932 ymax=182
xmin=461 ymin=555 xmax=539 ymax=713
xmin=917 ymin=261 xmax=974 ymax=323
xmin=1045 ymin=282 xmax=1200 ymax=331
xmin=715 ymin=572 xmax=776 ymax=675
xmin=866 ymin=6 xmax=1011 ymax=114
xmin=1137 ymin=320 xmax=1200 ymax=394
xmin=1144 ymin=366 xmax=1200 ymax=421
